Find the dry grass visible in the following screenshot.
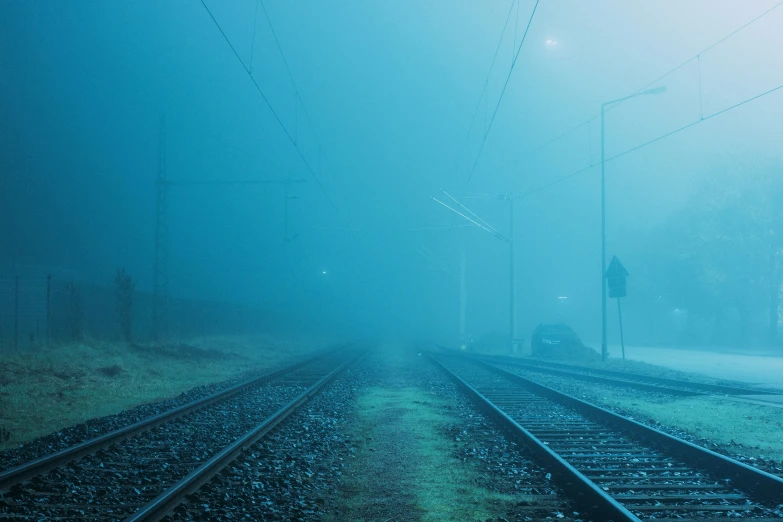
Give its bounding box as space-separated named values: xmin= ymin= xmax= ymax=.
xmin=0 ymin=333 xmax=334 ymax=451
xmin=601 ymin=394 xmax=783 ymax=461
xmin=469 ymin=347 xmax=783 ymax=462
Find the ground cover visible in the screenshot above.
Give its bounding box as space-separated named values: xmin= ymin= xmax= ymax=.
xmin=501 ymin=365 xmax=783 ymax=466
xmin=602 ymin=393 xmax=783 ymax=462
xmin=0 ymin=333 xmax=330 ymax=451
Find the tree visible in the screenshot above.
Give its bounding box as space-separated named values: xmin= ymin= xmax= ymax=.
xmin=643 ymin=159 xmax=783 ymax=344
xmin=114 ymin=268 xmax=135 ymax=342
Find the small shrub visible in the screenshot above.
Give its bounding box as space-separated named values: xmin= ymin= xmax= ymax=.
xmin=114 ymin=268 xmax=135 ymax=343
xmin=63 ymin=282 xmax=84 ymax=341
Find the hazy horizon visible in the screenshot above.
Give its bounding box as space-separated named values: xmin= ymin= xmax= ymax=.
xmin=2 ymin=1 xmax=782 ymax=347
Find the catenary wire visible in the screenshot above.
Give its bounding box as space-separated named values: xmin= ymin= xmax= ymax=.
xmin=258 ymin=0 xmax=338 ymax=179
xmin=441 ymin=190 xmax=501 ymax=235
xmin=479 ymin=0 xmax=783 ymax=180
xmin=454 ymin=0 xmax=518 ymax=171
xmin=465 ymin=0 xmax=540 ymax=185
xmin=199 ymin=0 xmax=341 ymax=214
xmin=522 ymin=81 xmax=783 ymax=197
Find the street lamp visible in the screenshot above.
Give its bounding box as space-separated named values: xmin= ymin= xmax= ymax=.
xmin=600 ymin=85 xmax=666 ymax=362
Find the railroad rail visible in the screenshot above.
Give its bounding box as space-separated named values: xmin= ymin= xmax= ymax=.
xmin=0 ymin=348 xmax=362 ymax=520
xmin=430 ymin=353 xmax=783 ymax=521
xmin=471 ymin=352 xmax=782 ymax=397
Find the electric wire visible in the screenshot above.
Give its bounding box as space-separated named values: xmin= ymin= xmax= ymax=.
xmin=415 ymin=247 xmax=455 ymax=276
xmin=465 ymin=0 xmax=540 ymax=185
xmin=248 ymin=0 xmax=258 ymax=73
xmin=407 ymin=224 xmax=476 ymax=231
xmin=455 ymin=0 xmax=518 ymax=171
xmin=431 ymin=197 xmax=509 ymax=241
xmin=441 ymin=189 xmax=501 ymax=234
xmin=480 ymin=0 xmax=783 ymax=180
xmin=258 ymin=0 xmax=337 ymax=179
xmin=522 ymin=80 xmax=783 ymax=197
xmin=199 ymin=0 xmax=340 ymax=214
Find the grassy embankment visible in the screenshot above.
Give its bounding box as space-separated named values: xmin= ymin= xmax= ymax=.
xmin=475 ymin=346 xmax=783 ymax=462
xmin=599 ymin=394 xmax=783 ymax=461
xmin=0 ymin=333 xmax=331 ymax=451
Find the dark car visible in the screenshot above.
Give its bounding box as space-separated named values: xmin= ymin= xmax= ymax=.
xmin=530 ymin=323 xmax=583 ymax=355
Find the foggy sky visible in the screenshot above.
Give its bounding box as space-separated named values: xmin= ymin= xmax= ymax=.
xmin=2 ymin=1 xmax=782 ymax=343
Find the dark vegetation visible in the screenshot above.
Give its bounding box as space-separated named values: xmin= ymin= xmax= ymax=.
xmin=626 ymin=164 xmax=783 ymax=346
xmin=96 ymin=364 xmax=125 ymax=378
xmin=113 ymin=268 xmax=134 ymax=343
xmin=63 ymin=282 xmax=83 ymax=342
xmin=130 ymin=342 xmax=229 ymax=360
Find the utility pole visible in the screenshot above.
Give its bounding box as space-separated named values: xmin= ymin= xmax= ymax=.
xmin=152 ymin=114 xmax=169 ymax=341
xmin=152 ymin=167 xmax=305 ymax=340
xmin=508 ymin=193 xmax=518 ymax=354
xmin=459 ymin=247 xmax=466 ymax=348
xmin=600 ymin=86 xmax=667 ymax=361
xmin=284 ymin=181 xmax=290 ymax=241
xmin=601 ymin=103 xmax=607 ymax=362
xmin=283 ymin=179 xmax=303 ymax=242
xmin=431 ymin=190 xmax=519 ymax=354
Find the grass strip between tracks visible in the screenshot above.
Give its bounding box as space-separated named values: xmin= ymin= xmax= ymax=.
xmin=331 ymin=385 xmax=524 ymax=521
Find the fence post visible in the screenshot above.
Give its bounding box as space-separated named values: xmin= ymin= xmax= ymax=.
xmin=46 ymin=275 xmax=52 ymax=347
xmin=14 ymin=276 xmax=19 ymax=351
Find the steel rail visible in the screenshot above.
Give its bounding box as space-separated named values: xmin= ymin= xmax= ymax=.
xmin=124 ymin=351 xmax=362 ymax=522
xmin=0 ymin=349 xmax=331 ymax=490
xmin=469 ymin=356 xmax=783 ymax=506
xmin=428 ymin=354 xmax=640 ymax=522
xmin=476 ymin=353 xmax=780 ymax=396
xmin=471 ymin=355 xmax=702 ymax=396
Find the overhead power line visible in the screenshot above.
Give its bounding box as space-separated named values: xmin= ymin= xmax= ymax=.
xmin=483 ymin=0 xmax=783 ymax=180
xmin=454 ymin=0 xmax=518 ymax=170
xmin=257 ymin=0 xmax=337 ymax=180
xmin=430 ymin=196 xmax=508 ymax=241
xmin=522 ymin=80 xmax=783 ymax=197
xmin=199 ymin=0 xmax=341 ymax=214
xmin=464 ymin=0 xmax=540 ymax=185
xmin=440 ymin=189 xmax=501 ymax=235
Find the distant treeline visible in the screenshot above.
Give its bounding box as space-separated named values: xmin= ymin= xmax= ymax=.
xmin=0 ymin=273 xmax=276 ymax=350
xmin=619 ymin=164 xmax=783 ymax=347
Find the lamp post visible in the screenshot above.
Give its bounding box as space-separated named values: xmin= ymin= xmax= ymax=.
xmin=601 ymin=86 xmax=666 ymax=362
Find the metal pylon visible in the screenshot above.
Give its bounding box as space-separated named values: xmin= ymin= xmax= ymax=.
xmin=152 ymin=114 xmax=169 ymax=340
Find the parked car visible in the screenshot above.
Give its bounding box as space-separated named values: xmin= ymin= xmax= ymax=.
xmin=530 ymin=323 xmax=584 ymax=355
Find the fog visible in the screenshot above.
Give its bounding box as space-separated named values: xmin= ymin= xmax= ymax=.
xmin=2 ymin=1 xmax=782 ymax=349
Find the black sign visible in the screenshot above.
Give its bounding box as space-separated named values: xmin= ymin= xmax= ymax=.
xmin=605 ymin=256 xmax=629 ymax=298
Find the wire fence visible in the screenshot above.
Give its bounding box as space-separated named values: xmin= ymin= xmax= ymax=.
xmin=0 ymin=276 xmax=267 ymax=352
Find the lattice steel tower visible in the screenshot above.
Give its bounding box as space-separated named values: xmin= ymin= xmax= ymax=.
xmin=152 ymin=114 xmax=169 ymax=340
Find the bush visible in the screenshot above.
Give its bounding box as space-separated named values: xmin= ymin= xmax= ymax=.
xmin=63 ymin=282 xmax=83 ymax=341
xmin=114 ymin=268 xmax=135 ymax=342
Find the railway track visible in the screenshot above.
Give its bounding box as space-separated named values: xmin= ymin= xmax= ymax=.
xmin=0 ymin=348 xmax=362 ymax=521
xmin=472 ymin=353 xmax=782 ymax=398
xmin=431 ymin=353 xmax=783 ymax=521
